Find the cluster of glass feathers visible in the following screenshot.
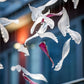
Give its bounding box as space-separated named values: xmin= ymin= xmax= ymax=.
xmin=0 ymin=0 xmax=81 ymax=84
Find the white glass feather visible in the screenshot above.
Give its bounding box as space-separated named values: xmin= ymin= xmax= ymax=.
xmin=24 ymin=23 xmax=47 ymax=45
xmin=30 ymin=14 xmax=55 ymax=34
xmin=22 ymin=73 xmax=38 ymax=84
xmin=0 ymin=18 xmax=19 ymax=26
xmin=16 ymin=65 xmax=22 ymax=72
xmin=0 ymin=0 xmax=6 ymax=2
xmin=11 ymin=65 xmax=21 ymax=72
xmin=25 ymin=23 xmax=58 ymax=46
xmin=54 ymin=38 xmax=71 ymax=71
xmin=72 ymin=0 xmax=79 ymax=9
xmin=18 ymin=44 xmax=29 ymax=56
xmin=63 ymin=0 xmax=68 ymax=2
xmin=28 ymin=4 xmax=45 ymax=21
xmin=0 ymin=24 xmax=9 ymax=43
xmin=39 ymin=32 xmax=58 ymax=43
xmin=0 ymin=63 xmax=4 ymax=69
xmin=29 ymin=0 xmax=58 ymax=21
xmin=11 ymin=65 xmax=48 ymax=82
xmin=67 ymin=28 xmax=81 ymax=44
xmin=21 ymin=67 xmax=48 ymax=82
xmin=30 ymin=8 xmax=63 ymax=34
xmin=11 ymin=66 xmax=16 ymax=71
xmin=58 ymin=7 xmax=70 ymax=37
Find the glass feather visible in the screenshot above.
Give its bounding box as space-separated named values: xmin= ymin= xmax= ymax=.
xmin=58 ymin=7 xmax=70 ymax=37
xmin=67 ymin=28 xmax=81 ymax=44
xmin=0 ymin=24 xmax=9 ymax=43
xmin=54 ymin=38 xmax=71 ymax=71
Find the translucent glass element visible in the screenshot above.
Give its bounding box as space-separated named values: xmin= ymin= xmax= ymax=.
xmin=63 ymin=0 xmax=68 ymax=2
xmin=25 ymin=22 xmax=48 ymax=44
xmin=54 ymin=38 xmax=71 ymax=71
xmin=39 ymin=32 xmax=58 ymax=43
xmin=72 ymin=0 xmax=79 ymax=9
xmin=58 ymin=7 xmax=81 ymax=44
xmin=0 ymin=24 xmax=9 ymax=43
xmin=0 ymin=63 xmax=4 ymax=69
xmin=42 ymin=10 xmax=63 ymax=24
xmin=30 ymin=9 xmax=63 ymax=34
xmin=11 ymin=65 xmax=48 ymax=82
xmin=67 ymin=28 xmax=81 ymax=44
xmin=24 ymin=23 xmax=48 ymax=45
xmin=30 ymin=15 xmax=55 ymax=34
xmin=39 ymin=42 xmax=54 ymax=68
xmin=28 ymin=4 xmax=45 ymax=21
xmin=58 ymin=7 xmax=70 ymax=37
xmin=0 ymin=18 xmax=19 ymax=26
xmin=25 ymin=31 xmax=58 ymax=46
xmin=11 ymin=65 xmax=21 ymax=72
xmin=22 ymin=73 xmax=38 ymax=84
xmin=18 ymin=44 xmax=29 ymax=56
xmin=29 ymin=0 xmax=58 ymax=21
xmin=0 ymin=18 xmax=19 ymax=43
xmin=0 ymin=0 xmax=6 ymax=2
xmin=25 ymin=22 xmax=58 ymax=46
xmin=16 ymin=65 xmax=22 ymax=72
xmin=11 ymin=66 xmax=16 ymax=71
xmin=26 ymin=31 xmax=58 ymax=45
xmin=21 ymin=67 xmax=48 ymax=82
xmin=29 ymin=0 xmax=62 ymax=35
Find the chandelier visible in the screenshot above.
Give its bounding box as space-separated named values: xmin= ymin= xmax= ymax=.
xmin=0 ymin=0 xmax=81 ymax=84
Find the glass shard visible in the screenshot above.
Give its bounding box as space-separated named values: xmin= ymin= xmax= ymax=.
xmin=39 ymin=42 xmax=54 ymax=68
